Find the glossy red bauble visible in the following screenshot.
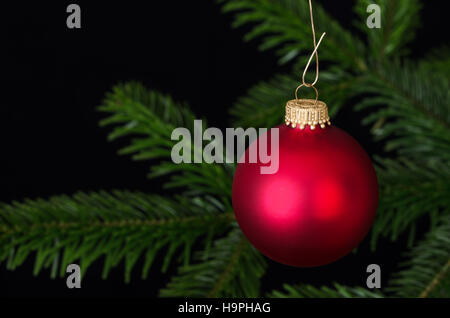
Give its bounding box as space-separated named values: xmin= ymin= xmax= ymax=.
xmin=232 ymin=125 xmax=378 ymax=267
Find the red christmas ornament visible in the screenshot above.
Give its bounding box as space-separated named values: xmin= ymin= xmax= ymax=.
xmin=232 ymin=99 xmax=378 ymax=267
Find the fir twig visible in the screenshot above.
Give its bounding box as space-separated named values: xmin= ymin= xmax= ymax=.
xmin=99 ymin=82 xmax=234 ymax=208
xmin=160 ymin=228 xmax=267 ymax=298
xmin=0 ymin=191 xmax=234 ymax=282
xmin=388 ymin=215 xmax=450 ymax=298
xmin=269 ymin=283 xmax=383 ymax=298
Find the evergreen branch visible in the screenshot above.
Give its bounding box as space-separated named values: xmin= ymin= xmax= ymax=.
xmin=355 ymin=61 xmax=450 ymax=162
xmin=371 ymin=158 xmax=450 ymax=248
xmin=0 ymin=191 xmax=234 ymax=282
xmin=388 ymin=215 xmax=450 ymax=298
xmin=354 ymin=0 xmax=421 ymax=62
xmin=207 ymin=231 xmax=248 ymax=298
xmin=269 ymin=283 xmax=383 ymax=298
xmin=420 ymin=260 xmax=450 ymax=298
xmin=230 ymin=70 xmax=356 ymax=128
xmin=219 ymin=0 xmax=365 ymax=70
xmin=230 ymin=74 xmax=297 ymax=128
xmin=98 ymin=82 xmax=233 ymax=208
xmin=419 ymin=47 xmax=450 ymax=81
xmin=160 ymin=228 xmax=267 ymax=298
xmin=98 ymin=82 xmax=194 ymax=162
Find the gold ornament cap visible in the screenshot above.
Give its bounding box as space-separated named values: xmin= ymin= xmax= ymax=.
xmin=285 ymin=98 xmax=331 ymax=130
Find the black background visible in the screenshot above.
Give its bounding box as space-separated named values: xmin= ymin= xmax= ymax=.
xmin=0 ymin=0 xmax=446 ymax=298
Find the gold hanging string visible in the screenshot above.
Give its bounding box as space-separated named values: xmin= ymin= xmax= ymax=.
xmin=286 ymin=0 xmax=331 ymax=130
xmin=302 ymin=32 xmax=326 ymax=88
xmin=295 ymin=0 xmax=326 ymax=102
xmin=295 ymin=33 xmax=326 ymax=101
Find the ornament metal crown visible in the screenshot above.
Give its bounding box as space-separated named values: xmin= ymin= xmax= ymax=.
xmin=285 ymin=98 xmax=331 ymax=130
